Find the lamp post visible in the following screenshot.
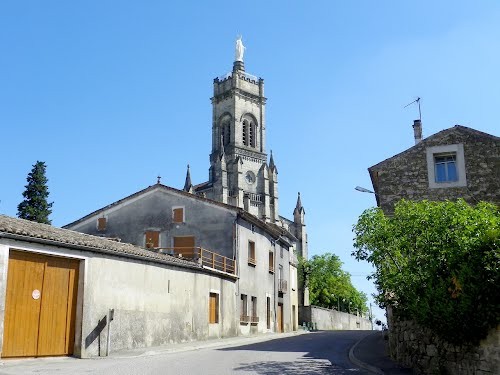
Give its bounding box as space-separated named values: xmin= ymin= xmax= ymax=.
xmin=355 ymin=186 xmax=375 ymax=194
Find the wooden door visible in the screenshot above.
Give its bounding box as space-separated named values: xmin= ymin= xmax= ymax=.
xmin=277 ymin=303 xmax=283 ymax=333
xmin=173 ymin=236 xmax=195 ymax=258
xmin=2 ymin=251 xmax=79 ymax=358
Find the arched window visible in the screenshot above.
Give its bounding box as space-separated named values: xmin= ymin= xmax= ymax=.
xmin=242 ymin=120 xmax=248 ymax=146
xmin=221 ymin=121 xmax=230 ymax=146
xmin=242 ymin=116 xmax=257 ymax=148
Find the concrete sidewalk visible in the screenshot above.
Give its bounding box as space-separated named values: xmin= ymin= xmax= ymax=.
xmin=349 ymin=331 xmax=413 ymax=375
xmin=106 ymin=329 xmax=309 ymax=358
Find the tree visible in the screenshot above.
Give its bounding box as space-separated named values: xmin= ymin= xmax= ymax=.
xmin=17 ymin=161 xmax=53 ymax=224
xmin=299 ymin=253 xmax=368 ymax=315
xmin=353 ymin=199 xmax=499 ymax=344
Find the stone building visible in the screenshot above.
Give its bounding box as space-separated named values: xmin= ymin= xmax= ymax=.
xmin=367 ymin=121 xmax=500 ymax=375
xmin=64 ymin=183 xmax=299 ymax=336
xmin=64 ymin=40 xmax=307 ymax=337
xmin=369 ymin=121 xmax=500 ymax=213
xmin=192 ymin=47 xmax=308 ymax=267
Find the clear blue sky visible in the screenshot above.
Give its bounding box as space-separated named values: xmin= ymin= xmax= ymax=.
xmin=1 ymin=1 xmax=499 ymax=324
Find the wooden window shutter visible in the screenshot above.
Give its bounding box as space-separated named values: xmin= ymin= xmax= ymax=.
xmin=173 ymin=208 xmax=184 ymax=223
xmin=248 ymin=241 xmax=256 ymax=265
xmin=209 ymin=293 xmax=218 ymax=324
xmin=145 ymin=231 xmax=160 ymax=248
xmin=97 ymin=217 xmax=107 ymax=231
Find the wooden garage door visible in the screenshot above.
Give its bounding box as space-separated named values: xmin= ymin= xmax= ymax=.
xmin=2 ymin=251 xmax=79 ymax=358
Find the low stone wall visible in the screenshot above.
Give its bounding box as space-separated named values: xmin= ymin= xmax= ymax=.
xmin=299 ymin=305 xmax=372 ymax=330
xmin=388 ymin=314 xmax=499 ymax=374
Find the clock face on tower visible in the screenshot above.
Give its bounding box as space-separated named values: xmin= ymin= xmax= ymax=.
xmin=245 ymin=171 xmax=255 ymax=184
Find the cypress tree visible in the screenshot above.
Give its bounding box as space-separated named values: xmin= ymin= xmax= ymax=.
xmin=17 ymin=161 xmax=53 ymax=224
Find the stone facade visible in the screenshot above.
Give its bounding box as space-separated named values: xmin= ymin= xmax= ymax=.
xmin=192 ymin=56 xmax=308 ymax=270
xmin=369 ymin=123 xmax=500 ymax=374
xmin=388 ymin=311 xmax=499 ymax=375
xmin=369 ymin=125 xmax=500 ymax=214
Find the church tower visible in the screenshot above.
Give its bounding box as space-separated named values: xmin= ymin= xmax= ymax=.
xmin=196 ymin=37 xmax=279 ymax=223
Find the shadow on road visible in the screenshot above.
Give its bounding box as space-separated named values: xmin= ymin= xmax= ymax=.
xmin=232 ymin=359 xmax=357 ymax=374
xmin=218 ymin=330 xmax=372 ymax=374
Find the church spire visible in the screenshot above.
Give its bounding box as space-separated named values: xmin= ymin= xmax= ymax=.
xmin=183 ymin=164 xmax=193 ymax=193
xmin=294 ymin=192 xmax=305 ymax=215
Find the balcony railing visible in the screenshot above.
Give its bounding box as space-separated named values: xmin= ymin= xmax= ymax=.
xmin=155 ymin=247 xmax=236 ymax=275
xmin=251 ymin=316 xmax=259 ymax=324
xmin=278 ymin=279 xmax=288 ymax=293
xmin=240 ymin=314 xmax=250 ymax=323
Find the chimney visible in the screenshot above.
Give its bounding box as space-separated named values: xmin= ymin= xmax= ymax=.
xmin=413 ymin=119 xmax=422 ymax=144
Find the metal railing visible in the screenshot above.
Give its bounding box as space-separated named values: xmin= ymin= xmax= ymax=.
xmin=240 ymin=314 xmax=250 ymax=323
xmin=251 ymin=316 xmax=259 ymax=324
xmin=155 ymin=247 xmax=236 ymax=275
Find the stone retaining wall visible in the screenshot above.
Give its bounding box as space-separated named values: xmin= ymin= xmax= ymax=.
xmin=388 ymin=312 xmax=499 ymax=374
xmin=299 ymin=305 xmax=372 ymax=330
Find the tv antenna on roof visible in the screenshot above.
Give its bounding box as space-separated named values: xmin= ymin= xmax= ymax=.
xmin=404 ymin=97 xmax=421 ymax=121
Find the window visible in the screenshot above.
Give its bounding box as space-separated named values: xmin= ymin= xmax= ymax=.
xmin=426 ymin=144 xmax=467 ymax=189
xmin=434 ymin=154 xmax=457 ymax=182
xmin=221 ymin=121 xmax=230 ymax=146
xmin=242 ymin=117 xmax=257 ymax=148
xmin=241 ymin=294 xmax=248 ymax=323
xmin=173 ymin=236 xmax=195 ymax=257
xmin=266 ymin=297 xmax=271 ymax=329
xmin=242 ymin=120 xmax=248 ymax=146
xmin=251 ymin=296 xmax=258 ymax=324
xmin=172 ymin=207 xmax=184 ymax=223
xmin=97 ymin=217 xmax=107 ymax=232
xmin=145 ymin=231 xmax=159 ymax=248
xmin=249 ymin=121 xmax=254 ymax=147
xmin=209 ymin=292 xmax=219 ymax=324
xmin=269 ymin=251 xmax=274 ymax=273
xmin=248 ymin=241 xmax=256 ymax=265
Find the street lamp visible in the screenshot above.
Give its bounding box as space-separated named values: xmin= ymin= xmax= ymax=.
xmin=355 ymin=186 xmax=375 ymax=194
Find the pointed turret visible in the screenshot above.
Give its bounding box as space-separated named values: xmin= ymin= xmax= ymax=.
xmin=294 ymin=192 xmax=305 ymax=216
xmin=183 ymin=165 xmax=193 ymax=193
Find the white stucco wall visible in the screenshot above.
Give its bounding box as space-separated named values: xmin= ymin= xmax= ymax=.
xmin=0 ymin=239 xmax=238 ymax=358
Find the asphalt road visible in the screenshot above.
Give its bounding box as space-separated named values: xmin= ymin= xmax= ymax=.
xmin=0 ymin=331 xmax=374 ymax=375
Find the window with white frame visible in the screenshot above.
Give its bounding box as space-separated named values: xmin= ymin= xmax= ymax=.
xmin=172 ymin=207 xmax=184 ymax=223
xmin=426 ymin=144 xmax=467 ymax=189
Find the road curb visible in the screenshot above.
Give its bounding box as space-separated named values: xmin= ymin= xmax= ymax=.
xmin=108 ymin=329 xmax=310 ymax=359
xmin=348 ymin=332 xmax=384 ymax=375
